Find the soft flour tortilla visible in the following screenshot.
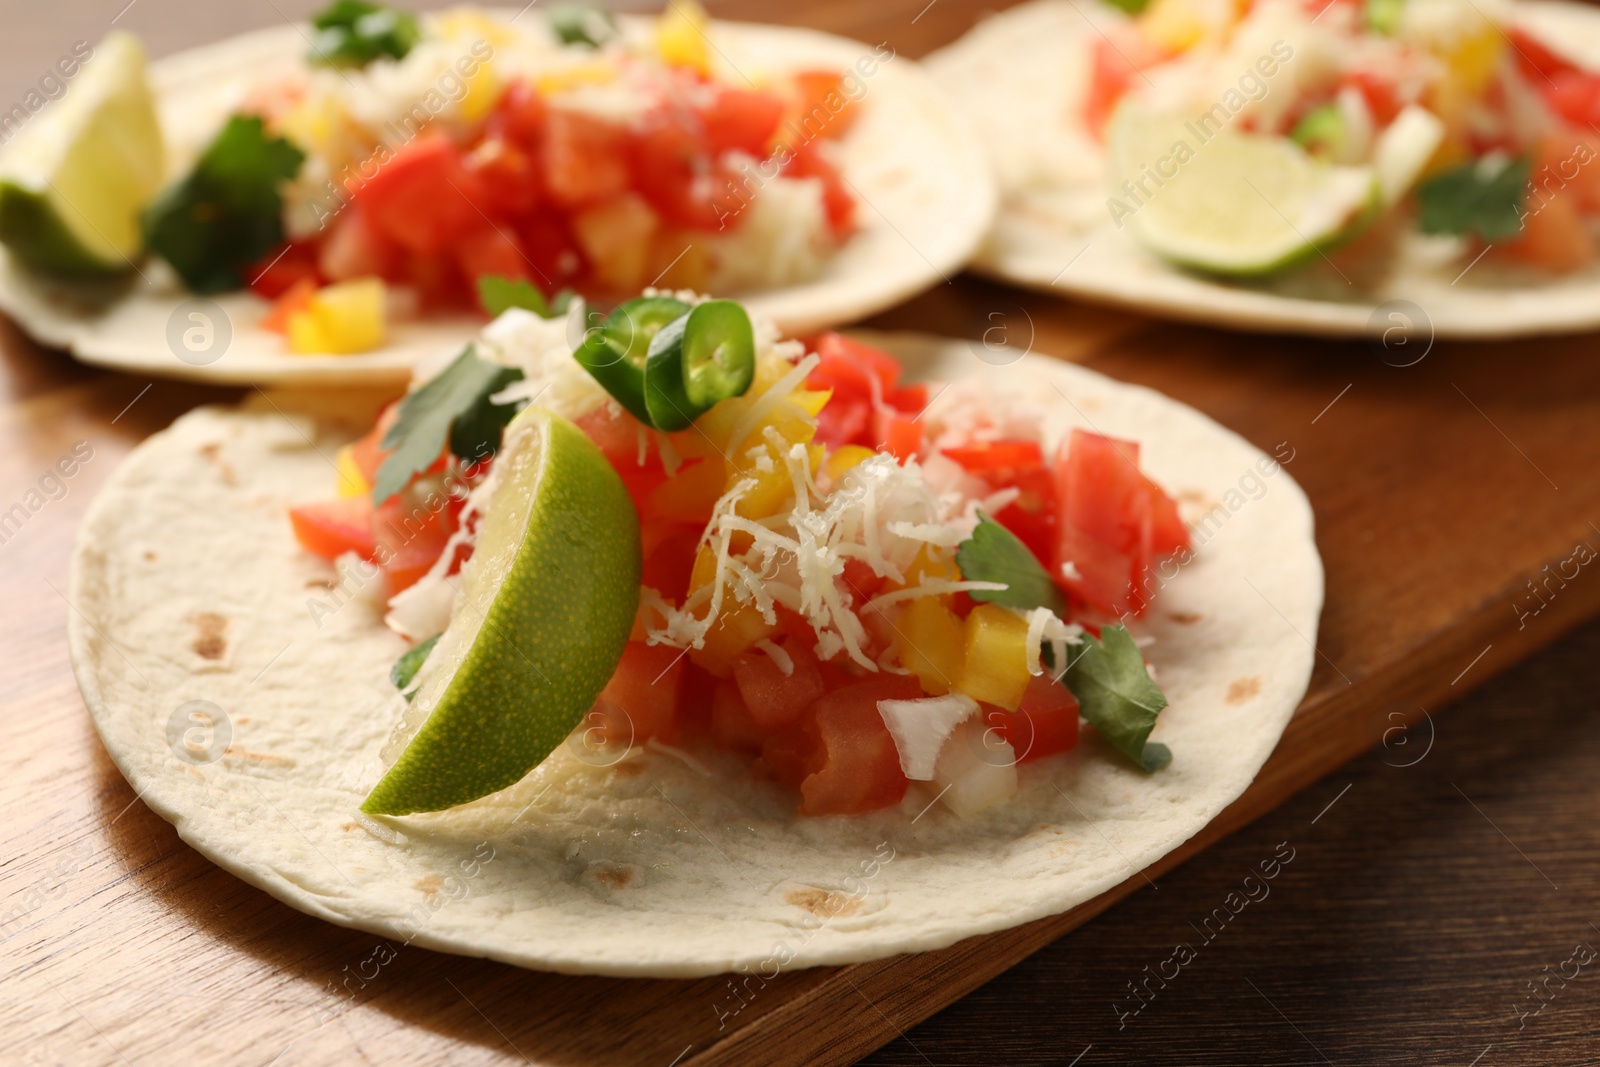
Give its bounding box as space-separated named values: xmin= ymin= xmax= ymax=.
xmin=928 ymin=0 xmax=1600 ymax=339
xmin=69 ymin=333 xmax=1321 ymax=977
xmin=0 ymin=17 xmax=994 ymax=387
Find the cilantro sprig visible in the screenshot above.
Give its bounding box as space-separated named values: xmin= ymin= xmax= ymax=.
xmin=371 ymin=346 xmax=524 ymax=503
xmin=309 ymin=0 xmax=421 ymax=67
xmin=390 ymin=633 xmax=439 ymax=699
xmin=141 ymin=116 xmax=305 ymax=294
xmin=956 ymin=515 xmax=1171 ymax=772
xmin=477 ymin=275 xmax=575 ymax=320
xmin=1415 ymin=156 xmax=1529 ymax=243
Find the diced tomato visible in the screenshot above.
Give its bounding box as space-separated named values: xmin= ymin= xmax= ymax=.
xmin=839 ymin=556 xmax=887 ymax=602
xmin=464 ymin=136 xmax=542 ymax=219
xmin=456 ymin=224 xmax=532 ymax=300
xmin=260 ymin=277 xmax=318 ymax=335
xmin=703 ymin=85 xmax=787 ymax=155
xmin=785 ymin=70 xmax=858 ymax=142
xmin=518 ymin=209 xmax=585 ymax=286
xmin=677 ymin=662 xmax=718 ymax=740
xmin=641 ymin=526 xmax=703 ymax=602
xmin=1533 ymin=133 xmax=1600 ymax=214
xmin=357 ymin=134 xmax=490 ymax=258
xmin=573 ymin=404 xmax=670 ymax=505
xmin=1503 ymin=190 xmax=1597 ymax=272
xmin=813 ymin=393 xmax=872 ymax=448
xmin=799 ymin=674 xmax=920 ymax=816
xmin=761 ymin=720 xmax=821 ymax=790
xmin=733 ymin=639 xmax=826 ymax=729
xmin=711 ymin=678 xmax=769 ymax=754
xmin=980 ymin=674 xmax=1081 ymax=764
xmin=247 ymin=240 xmax=322 ymax=299
xmin=320 ymin=202 xmax=403 ymax=285
xmin=942 ymin=439 xmax=1046 ymax=474
xmin=631 ymin=106 xmax=746 ymax=231
xmin=807 ymin=333 xmax=902 ymax=399
xmin=347 ymin=402 xmax=399 ymax=483
xmin=1083 ymin=36 xmax=1141 ymax=138
xmin=877 ymin=412 xmax=923 ymax=462
xmin=403 ymin=252 xmax=469 ymax=312
xmin=1053 ymin=429 xmax=1190 ymax=618
xmin=1509 ymin=26 xmax=1576 ymax=82
xmin=592 ymin=642 xmax=685 ymax=746
xmin=885 ymin=384 xmax=927 ymax=415
xmin=371 ymin=490 xmax=458 ymax=594
xmin=994 ymin=465 xmax=1057 ymax=566
xmin=289 ymin=496 xmax=375 ymax=561
xmin=782 ymin=143 xmax=855 ymax=236
xmin=544 ymin=109 xmax=633 ymax=208
xmin=1337 ymin=70 xmax=1402 ymax=126
xmin=487 ymin=80 xmax=548 ymax=147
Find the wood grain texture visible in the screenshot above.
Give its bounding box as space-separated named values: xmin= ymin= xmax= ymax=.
xmin=5 ymin=2 xmax=1600 ymax=1066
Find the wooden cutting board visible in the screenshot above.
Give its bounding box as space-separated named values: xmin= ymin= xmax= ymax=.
xmin=8 ymin=3 xmax=1600 ymax=1065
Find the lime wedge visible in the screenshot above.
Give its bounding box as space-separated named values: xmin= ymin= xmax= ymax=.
xmin=362 ymin=408 xmax=642 ymax=816
xmin=0 ymin=32 xmax=164 ymax=276
xmin=1108 ymin=104 xmax=1379 ymax=277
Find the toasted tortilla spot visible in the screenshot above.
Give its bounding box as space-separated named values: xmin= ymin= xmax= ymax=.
xmin=198 ymin=441 xmax=237 ymax=485
xmin=223 ymin=747 xmax=295 ymax=768
xmin=143 ymin=551 xmax=157 ymax=562
xmin=593 ymin=865 xmax=634 ymax=889
xmin=191 ymin=613 xmax=228 ymax=660
xmin=306 ymin=577 xmax=337 ymax=590
xmin=1169 ymin=611 xmax=1203 ymax=625
xmin=1226 ymin=677 xmax=1262 ymax=704
xmin=415 ymin=874 xmax=443 ymax=899
xmin=785 ymin=887 xmax=862 ymax=919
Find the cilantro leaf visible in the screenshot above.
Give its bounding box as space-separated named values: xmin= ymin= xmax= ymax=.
xmin=141 ymin=116 xmax=305 ymax=294
xmin=1415 ymin=156 xmax=1529 ymax=242
xmin=476 ymin=275 xmax=575 ymax=319
xmin=955 ymin=514 xmax=1069 ymax=617
xmin=1052 ymin=625 xmax=1171 ymax=772
xmin=309 ymin=0 xmax=420 ymax=67
xmin=371 ymin=346 xmax=524 ymax=503
xmin=1101 ymin=0 xmax=1152 ymax=13
xmin=390 ymin=634 xmax=439 ymax=698
xmin=548 ymin=3 xmax=620 ymax=48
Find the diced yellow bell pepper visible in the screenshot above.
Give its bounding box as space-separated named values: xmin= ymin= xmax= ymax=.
xmin=734 ymin=463 xmax=797 ymax=520
xmin=957 ymin=604 xmax=1032 ymax=711
xmin=656 ymin=0 xmax=712 ymax=76
xmin=823 ymin=444 xmax=876 ymax=484
xmin=459 ymin=62 xmax=500 ymax=123
xmin=572 ymin=193 xmax=659 ymax=294
xmin=335 ymin=444 xmax=369 ymax=498
xmin=691 ymin=599 xmax=778 ymax=677
xmin=689 ymin=544 xmax=719 ymax=594
xmin=288 ymin=277 xmax=387 ymax=355
xmin=896 ymin=596 xmax=965 ymax=696
xmin=792 ymin=389 xmax=831 ymax=417
xmin=535 ymin=58 xmax=618 ymax=96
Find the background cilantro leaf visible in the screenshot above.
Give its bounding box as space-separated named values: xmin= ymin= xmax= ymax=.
xmin=1054 ymin=625 xmax=1171 ymax=772
xmin=309 ymin=0 xmax=420 ymax=67
xmin=141 ymin=116 xmax=304 ymax=294
xmin=476 ymin=275 xmax=575 ymax=319
xmin=371 ymin=346 xmax=524 ymax=503
xmin=955 ymin=514 xmax=1070 ymax=617
xmin=1415 ymin=156 xmax=1529 ymax=242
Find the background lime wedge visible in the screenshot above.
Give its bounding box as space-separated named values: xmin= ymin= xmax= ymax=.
xmin=1109 ymin=104 xmax=1378 ymax=277
xmin=0 ymin=32 xmax=164 ymax=276
xmin=362 ymin=408 xmax=642 ymax=816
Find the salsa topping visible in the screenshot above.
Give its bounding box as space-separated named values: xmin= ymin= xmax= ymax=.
xmin=289 ymin=297 xmax=1195 ymax=817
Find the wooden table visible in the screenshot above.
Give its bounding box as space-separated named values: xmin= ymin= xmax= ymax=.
xmin=7 ymin=2 xmax=1600 ymax=1065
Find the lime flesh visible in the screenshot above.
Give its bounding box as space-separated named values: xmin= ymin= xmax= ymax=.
xmin=1108 ymin=104 xmax=1378 ymax=277
xmin=362 ymin=408 xmax=642 ymax=816
xmin=0 ymin=32 xmax=164 ymax=276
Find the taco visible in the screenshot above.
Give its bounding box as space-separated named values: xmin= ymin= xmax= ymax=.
xmin=0 ymin=2 xmax=992 ymax=385
xmin=928 ymin=0 xmax=1600 ymax=338
xmin=70 ymin=293 xmax=1321 ymax=976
